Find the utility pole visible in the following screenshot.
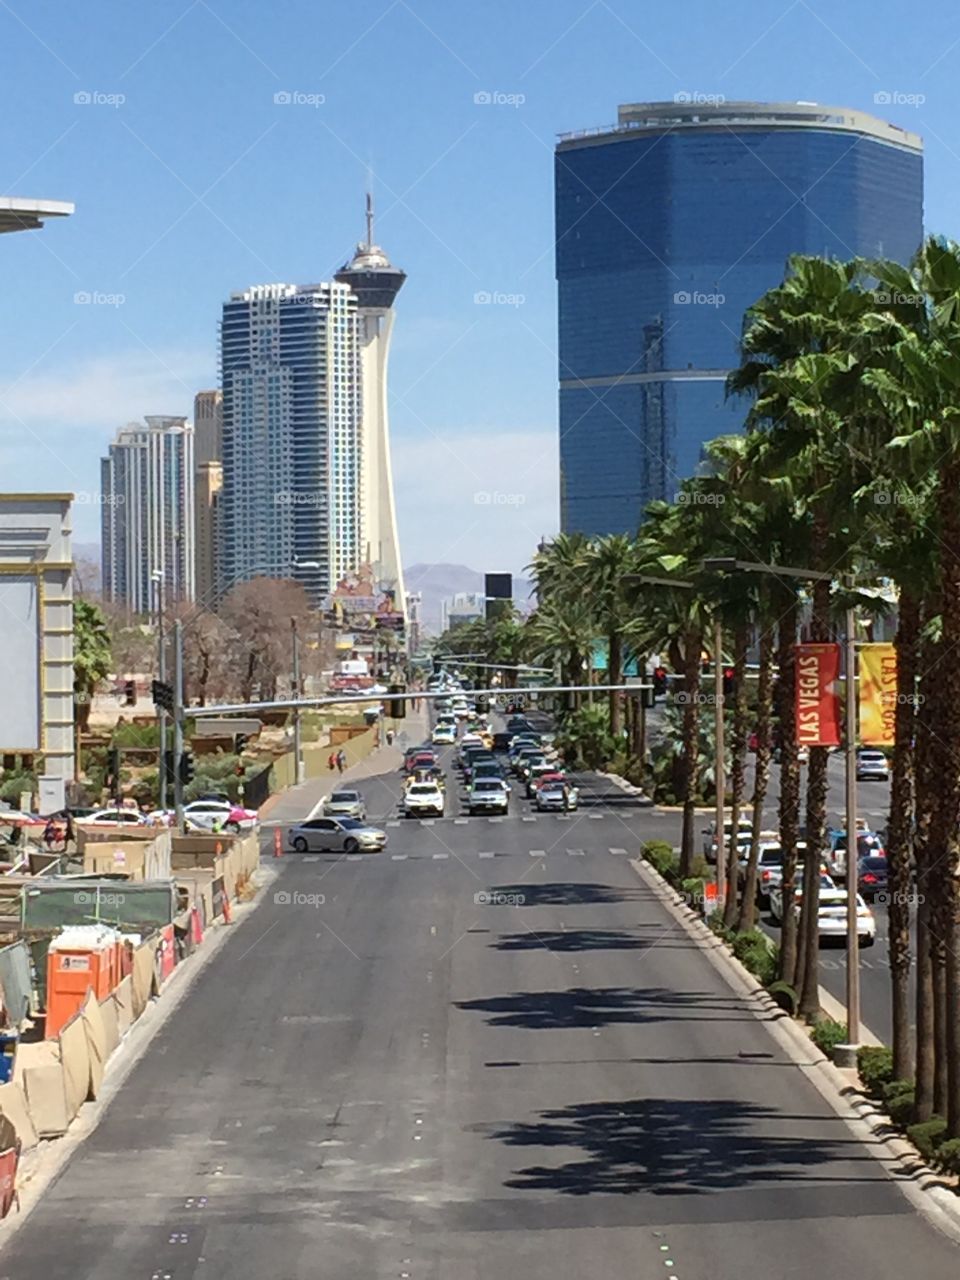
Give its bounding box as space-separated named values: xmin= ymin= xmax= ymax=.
xmin=154 ymin=571 xmax=168 ymax=809
xmin=844 ymin=597 xmax=861 ymax=1051
xmin=173 ymin=619 xmax=185 ymax=831
xmin=292 ymin=617 xmax=304 ymax=785
xmin=714 ymin=618 xmax=726 ymax=906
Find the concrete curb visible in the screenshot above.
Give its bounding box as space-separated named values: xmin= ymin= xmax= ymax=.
xmin=0 ymin=862 xmax=281 ymax=1247
xmin=629 ymin=854 xmax=960 ymax=1243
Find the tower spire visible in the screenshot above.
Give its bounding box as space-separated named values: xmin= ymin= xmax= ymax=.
xmin=365 ymin=191 xmax=374 ymax=249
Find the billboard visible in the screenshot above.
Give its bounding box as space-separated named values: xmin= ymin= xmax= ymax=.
xmin=0 ymin=577 xmax=40 ymax=749
xmin=795 ymin=643 xmax=841 ymax=747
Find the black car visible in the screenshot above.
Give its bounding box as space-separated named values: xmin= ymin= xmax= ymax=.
xmin=858 ymin=855 xmax=889 ymax=901
xmin=492 ymin=732 xmax=512 ymax=753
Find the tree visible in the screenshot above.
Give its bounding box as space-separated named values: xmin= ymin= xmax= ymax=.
xmin=73 ymin=600 xmax=111 ymax=733
xmin=218 ymin=578 xmax=311 ymax=703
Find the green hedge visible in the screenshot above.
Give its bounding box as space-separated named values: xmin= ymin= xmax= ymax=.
xmin=857 ymin=1046 xmax=894 ymax=1100
xmin=887 ymin=1088 xmax=916 ymax=1127
xmin=641 ymin=841 xmax=678 ymax=878
xmin=810 ymin=1018 xmax=847 ymax=1056
xmin=934 ymin=1137 xmax=960 ymax=1176
xmin=906 ymin=1117 xmax=947 ymax=1161
xmin=767 ymin=981 xmax=799 ymax=1015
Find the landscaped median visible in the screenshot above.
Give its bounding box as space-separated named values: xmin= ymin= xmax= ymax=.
xmin=638 ymin=839 xmax=960 ymax=1193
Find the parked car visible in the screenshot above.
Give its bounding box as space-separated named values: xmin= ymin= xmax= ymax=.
xmin=183 ymin=800 xmax=258 ymax=833
xmin=322 ymin=790 xmax=366 ymax=821
xmin=403 ymin=782 xmax=445 ymax=818
xmin=468 ymin=778 xmax=510 ymax=815
xmin=287 ymin=816 xmax=387 ymax=853
xmin=856 ymin=749 xmax=890 ymax=782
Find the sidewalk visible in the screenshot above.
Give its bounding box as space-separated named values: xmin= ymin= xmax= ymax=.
xmin=260 ymin=703 xmax=429 ymax=827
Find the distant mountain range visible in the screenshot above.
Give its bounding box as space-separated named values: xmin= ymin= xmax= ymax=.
xmin=72 ymin=543 xmax=531 ymax=633
xmin=404 ymin=563 xmax=534 ymax=634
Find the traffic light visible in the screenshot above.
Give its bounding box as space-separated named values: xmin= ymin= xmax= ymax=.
xmin=151 ymin=679 xmax=174 ymax=713
xmin=640 ymin=685 xmax=656 ymax=709
xmin=722 ymin=666 xmax=737 ymax=698
xmin=388 ymin=683 xmax=406 ymax=718
xmin=163 ymin=749 xmax=174 ymax=789
xmin=653 ymin=667 xmax=668 ymax=697
xmin=178 ymin=751 xmax=195 ymax=785
xmin=235 ymin=733 xmax=248 ymax=753
xmin=123 ymin=679 xmax=136 ymax=706
xmin=106 ymin=748 xmax=120 ymax=786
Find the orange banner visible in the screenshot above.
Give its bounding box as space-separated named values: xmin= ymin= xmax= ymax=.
xmin=796 ymin=643 xmax=841 ymax=747
xmin=859 ymin=643 xmax=897 ymax=746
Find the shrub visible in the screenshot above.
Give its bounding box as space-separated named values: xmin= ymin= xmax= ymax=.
xmin=886 ymin=1088 xmax=916 ymax=1127
xmin=731 ymin=929 xmax=768 ymax=961
xmin=641 ymin=841 xmax=678 ymax=878
xmin=906 ymin=1117 xmax=947 ymax=1161
xmin=767 ymin=981 xmax=799 ymax=1015
xmin=857 ymin=1046 xmax=894 ymax=1100
xmin=739 ymin=942 xmax=777 ymax=986
xmin=679 ymin=877 xmax=707 ymax=909
xmin=689 ymin=854 xmax=711 ymax=880
xmin=882 ymin=1077 xmax=914 ymax=1108
xmin=810 ymin=1018 xmax=847 ymax=1056
xmin=707 ymin=910 xmax=733 ymax=940
xmin=934 ymin=1138 xmax=960 ymax=1176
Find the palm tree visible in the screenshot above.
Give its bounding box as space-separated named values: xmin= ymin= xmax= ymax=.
xmin=73 ymin=599 xmax=111 ymax=733
xmin=582 ymin=534 xmax=641 ymax=740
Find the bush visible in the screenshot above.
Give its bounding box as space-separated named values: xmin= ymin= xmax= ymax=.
xmin=882 ymin=1077 xmax=914 ymax=1108
xmin=887 ymin=1088 xmax=916 ymax=1127
xmin=906 ymin=1117 xmax=947 ymax=1161
xmin=767 ymin=981 xmax=799 ymax=1015
xmin=810 ymin=1018 xmax=847 ymax=1056
xmin=689 ymin=854 xmax=711 ymax=880
xmin=730 ymin=929 xmax=768 ymax=961
xmin=857 ymin=1046 xmax=894 ymax=1100
xmin=934 ymin=1138 xmax=960 ymax=1176
xmin=679 ymin=877 xmax=707 ymax=908
xmin=739 ymin=941 xmax=778 ymax=986
xmin=641 ymin=841 xmax=678 ymax=878
xmin=708 ymin=910 xmax=733 ymax=940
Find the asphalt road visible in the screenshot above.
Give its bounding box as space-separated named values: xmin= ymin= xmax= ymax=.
xmin=0 ymin=743 xmax=956 ymax=1276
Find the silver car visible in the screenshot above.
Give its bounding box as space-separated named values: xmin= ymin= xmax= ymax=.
xmin=322 ymin=789 xmax=366 ymax=821
xmin=287 ymin=817 xmax=387 ymax=853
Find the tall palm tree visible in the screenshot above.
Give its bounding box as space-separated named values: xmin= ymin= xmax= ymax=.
xmin=582 ymin=534 xmax=641 ymax=740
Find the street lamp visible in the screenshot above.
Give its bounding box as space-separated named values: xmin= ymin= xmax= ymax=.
xmin=703 ymin=556 xmax=862 ymax=1053
xmin=151 ymin=569 xmax=168 ymax=810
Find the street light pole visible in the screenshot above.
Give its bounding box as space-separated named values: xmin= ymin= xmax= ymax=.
xmin=173 ymin=619 xmax=185 ymax=832
xmin=844 ymin=596 xmax=861 ymax=1048
xmin=714 ymin=618 xmax=725 ymax=906
xmin=291 ymin=617 xmax=304 ymax=785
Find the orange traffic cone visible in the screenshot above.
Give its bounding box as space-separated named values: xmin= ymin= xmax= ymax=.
xmin=222 ymin=894 xmax=232 ymax=924
xmin=273 ymin=827 xmax=283 ymax=858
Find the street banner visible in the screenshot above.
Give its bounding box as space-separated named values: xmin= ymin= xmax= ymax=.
xmin=859 ymin=642 xmax=897 ymax=746
xmin=795 ymin=643 xmax=841 ymax=747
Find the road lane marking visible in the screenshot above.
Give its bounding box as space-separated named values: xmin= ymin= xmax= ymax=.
xmin=554 ymin=815 xmax=570 ymax=821
xmin=432 ymin=852 xmax=449 ymax=860
xmin=346 ymin=855 xmax=362 ymax=862
xmin=387 ymin=821 xmax=401 ymax=827
xmin=421 ymin=819 xmax=435 ymax=826
xmin=488 ymin=816 xmax=504 ymax=823
xmin=609 ymin=847 xmax=628 ymax=856
xmin=530 ymin=849 xmax=546 ymax=857
xmin=454 ymin=818 xmax=468 ymax=825
xmin=479 ymin=851 xmax=495 ymax=859
xmin=391 ymin=854 xmax=408 ymax=861
xmin=303 ymin=856 xmax=319 ymax=863
xmin=567 ymin=848 xmax=585 ymax=856
xmin=588 ymin=813 xmax=603 ymax=820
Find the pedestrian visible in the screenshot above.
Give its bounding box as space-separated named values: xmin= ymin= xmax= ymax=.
xmin=336 ymin=749 xmax=346 ymax=774
xmin=386 ymin=728 xmax=394 ymax=746
xmin=328 ymin=752 xmax=336 ymax=772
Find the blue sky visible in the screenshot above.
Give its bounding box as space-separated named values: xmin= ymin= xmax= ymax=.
xmin=2 ymin=0 xmax=959 ymax=573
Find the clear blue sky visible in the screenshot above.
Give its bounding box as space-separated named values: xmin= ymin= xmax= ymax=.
xmin=2 ymin=0 xmax=958 ymax=573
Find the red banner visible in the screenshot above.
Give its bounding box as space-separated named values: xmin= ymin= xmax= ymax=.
xmin=795 ymin=643 xmax=841 ymax=747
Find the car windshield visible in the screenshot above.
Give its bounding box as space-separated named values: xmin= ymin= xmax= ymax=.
xmin=474 ymin=780 xmax=503 ymax=791
xmin=331 ymin=793 xmax=359 ymax=803
xmin=409 ymin=785 xmax=439 ymax=795
xmin=862 ymin=856 xmax=888 ymax=871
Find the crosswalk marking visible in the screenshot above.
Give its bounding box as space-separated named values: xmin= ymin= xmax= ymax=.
xmin=488 ymin=816 xmax=504 ymax=823
xmin=432 ymin=852 xmax=449 ymax=860
xmin=479 ymin=851 xmax=495 ymax=859
xmin=567 ymin=848 xmax=585 ymax=856
xmin=303 ymin=855 xmax=319 ymax=863
xmin=609 ymin=847 xmax=628 ymax=856
xmin=346 ymin=854 xmax=362 ymax=862
xmin=555 ymin=815 xmax=570 ymax=822
xmin=588 ymin=813 xmax=603 ymax=820
xmin=454 ymin=818 xmax=468 ymax=825
xmin=387 ymin=821 xmax=401 ymax=827
xmin=421 ymin=819 xmax=435 ymax=827
xmin=522 ymin=816 xmax=536 ymax=822
xmin=391 ymin=853 xmax=407 ymax=860
xmin=530 ymin=849 xmax=546 ymax=858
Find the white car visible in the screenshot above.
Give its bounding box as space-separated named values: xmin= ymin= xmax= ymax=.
xmin=0 ymin=809 xmax=40 ymax=824
xmin=856 ymin=750 xmax=890 ymax=782
xmin=702 ymin=817 xmax=753 ymax=864
xmin=183 ymin=800 xmax=258 ymax=833
xmin=76 ymin=808 xmax=148 ymax=827
xmin=403 ymin=783 xmax=445 ymax=818
xmin=452 ymin=699 xmax=471 ymax=720
xmin=769 ymin=872 xmax=835 ymax=922
xmin=432 ymin=723 xmax=457 ymax=745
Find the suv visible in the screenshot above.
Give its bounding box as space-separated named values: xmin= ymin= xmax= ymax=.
xmin=323 ymin=790 xmax=366 ymax=821
xmin=468 ymin=778 xmax=510 ymax=815
xmin=403 ymin=783 xmax=445 ymax=818
xmin=856 ymin=750 xmax=889 ymax=781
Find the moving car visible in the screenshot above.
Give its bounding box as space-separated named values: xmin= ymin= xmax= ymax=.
xmin=403 ymin=782 xmax=445 ymax=818
xmin=536 ymin=782 xmax=579 ymax=812
xmin=287 ymin=816 xmax=387 ymax=853
xmin=768 ymin=873 xmax=838 ymax=922
xmin=76 ymin=808 xmax=148 ymax=828
xmin=807 ymin=888 xmax=876 ymax=945
xmin=856 ymin=749 xmax=890 ymax=782
xmin=183 ymin=800 xmax=259 ymax=833
xmin=701 ymin=817 xmax=753 ymax=864
xmin=468 ymin=778 xmax=510 ymax=815
xmin=432 ymin=723 xmax=457 ymax=746
xmin=858 ymin=854 xmax=890 ymax=901
xmin=525 ymin=762 xmax=559 ymax=796
xmin=403 ymin=750 xmax=437 ymax=773
xmin=322 ymin=790 xmax=366 ymax=821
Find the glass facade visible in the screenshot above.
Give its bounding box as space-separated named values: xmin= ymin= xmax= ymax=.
xmin=556 ymin=106 xmax=924 ymax=535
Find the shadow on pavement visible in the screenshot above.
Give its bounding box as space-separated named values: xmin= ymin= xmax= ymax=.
xmin=455 ymin=986 xmax=755 ymax=1030
xmin=489 ymin=882 xmax=644 ymax=907
xmin=489 ymin=1097 xmax=885 ymax=1196
xmin=492 ymin=928 xmax=660 ymax=953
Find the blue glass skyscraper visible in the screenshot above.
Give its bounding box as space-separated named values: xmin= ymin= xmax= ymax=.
xmin=555 ymin=101 xmax=924 ymax=535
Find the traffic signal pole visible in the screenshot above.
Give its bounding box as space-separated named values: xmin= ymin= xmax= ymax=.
xmin=156 ymin=575 xmax=168 ymax=810
xmin=173 ymin=619 xmax=185 ymax=832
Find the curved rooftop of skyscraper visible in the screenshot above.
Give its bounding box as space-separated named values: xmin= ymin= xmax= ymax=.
xmin=335 ymin=194 xmax=406 ymax=310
